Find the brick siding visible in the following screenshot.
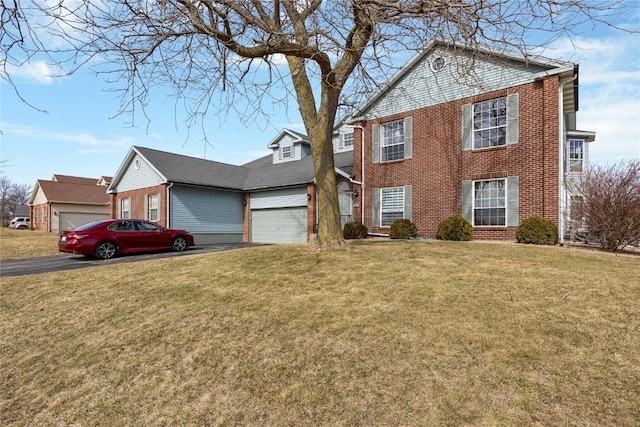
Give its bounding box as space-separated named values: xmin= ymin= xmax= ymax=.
xmin=112 ymin=184 xmax=169 ymax=228
xmin=354 ymin=78 xmax=560 ymax=241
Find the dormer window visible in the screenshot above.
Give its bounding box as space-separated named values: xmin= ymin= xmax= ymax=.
xmin=343 ymin=132 xmax=354 ymax=147
xmin=281 ymin=146 xmax=292 ymax=159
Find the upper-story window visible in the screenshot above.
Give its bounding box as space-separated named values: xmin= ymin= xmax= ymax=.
xmin=569 ymin=139 xmax=584 ymax=173
xmin=462 ymin=94 xmax=518 ymax=151
xmin=473 ymin=97 xmax=507 ymax=149
xmin=372 ymin=117 xmax=413 ymax=163
xmin=281 ymin=145 xmax=292 ymax=159
xmin=343 ymin=132 xmax=354 ymax=147
xmin=381 ymin=120 xmax=405 ymax=161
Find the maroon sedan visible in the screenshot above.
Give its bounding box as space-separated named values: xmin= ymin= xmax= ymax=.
xmin=58 ymin=219 xmax=195 ymax=259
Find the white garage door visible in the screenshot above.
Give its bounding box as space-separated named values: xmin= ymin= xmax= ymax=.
xmin=58 ymin=213 xmax=109 ymax=232
xmin=251 ymin=207 xmax=307 ymax=243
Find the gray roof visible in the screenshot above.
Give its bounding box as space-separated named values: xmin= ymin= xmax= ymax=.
xmin=243 ymin=150 xmax=354 ymax=191
xmin=134 ymin=146 xmax=250 ymax=190
xmin=132 ymin=146 xmax=353 ymax=192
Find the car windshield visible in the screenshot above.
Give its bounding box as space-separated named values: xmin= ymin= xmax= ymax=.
xmin=72 ymin=220 xmax=106 ymax=231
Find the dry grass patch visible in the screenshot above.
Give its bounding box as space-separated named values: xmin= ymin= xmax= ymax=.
xmin=1 ymin=241 xmax=639 ymax=425
xmin=0 ymin=228 xmax=61 ymax=260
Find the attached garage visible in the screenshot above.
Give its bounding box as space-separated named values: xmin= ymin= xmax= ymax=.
xmin=58 ymin=212 xmax=109 ymax=232
xmin=250 ymin=187 xmax=309 ymax=243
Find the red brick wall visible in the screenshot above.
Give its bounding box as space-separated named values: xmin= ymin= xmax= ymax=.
xmin=30 ymin=203 xmax=48 ymax=231
xmin=112 ymin=184 xmax=169 ymax=228
xmin=354 ymin=79 xmax=560 ymax=241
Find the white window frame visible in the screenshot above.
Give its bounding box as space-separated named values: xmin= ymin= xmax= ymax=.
xmin=473 ymin=179 xmax=506 ymax=227
xmin=281 ymin=145 xmax=292 ymax=159
xmin=380 ymin=186 xmax=405 ymax=227
xmin=569 ymin=139 xmax=584 ymax=173
xmin=120 ymin=197 xmax=131 ymax=219
xmin=473 ymin=97 xmax=507 ymax=149
xmin=343 ymin=132 xmax=354 ymax=147
xmin=147 ymin=194 xmax=160 ymax=222
xmin=380 ymin=120 xmax=405 ymax=162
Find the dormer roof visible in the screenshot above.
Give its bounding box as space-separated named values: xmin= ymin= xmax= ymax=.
xmin=266 ymin=129 xmax=309 ymax=149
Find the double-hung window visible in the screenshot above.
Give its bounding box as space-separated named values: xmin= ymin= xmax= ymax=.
xmin=473 ymin=179 xmax=506 ymax=226
xmin=120 ymin=198 xmax=131 ymax=219
xmin=372 ymin=117 xmax=413 ymax=163
xmin=462 ymin=177 xmax=519 ymax=227
xmin=569 ymin=139 xmax=584 ymax=173
xmin=381 ymin=187 xmax=405 ymax=226
xmin=343 ymin=132 xmax=354 ymax=148
xmin=463 ymin=94 xmax=518 ymax=151
xmin=473 ymin=97 xmax=507 ymax=149
xmin=147 ymin=194 xmax=160 ymax=221
xmin=381 ymin=120 xmax=405 ymax=161
xmin=281 ymin=145 xmax=292 ymax=159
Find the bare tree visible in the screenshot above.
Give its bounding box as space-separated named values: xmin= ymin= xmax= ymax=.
xmin=0 ymin=173 xmax=30 ymax=225
xmin=2 ymin=0 xmax=629 ymax=246
xmin=574 ymin=160 xmax=640 ymax=252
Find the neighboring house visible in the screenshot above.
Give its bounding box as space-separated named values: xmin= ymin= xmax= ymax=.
xmin=106 ymin=130 xmax=354 ymax=244
xmin=14 ymin=205 xmax=29 ymax=217
xmin=342 ymin=40 xmax=595 ymax=242
xmin=29 ymin=174 xmax=112 ymax=233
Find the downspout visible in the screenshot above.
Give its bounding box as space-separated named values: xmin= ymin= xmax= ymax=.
xmin=166 ymin=183 xmax=173 ymax=228
xmin=558 ymin=74 xmax=578 ymax=246
xmin=346 ymin=125 xmax=366 ymax=225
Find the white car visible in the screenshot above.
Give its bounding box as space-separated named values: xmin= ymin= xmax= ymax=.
xmin=8 ymin=217 xmax=30 ymax=229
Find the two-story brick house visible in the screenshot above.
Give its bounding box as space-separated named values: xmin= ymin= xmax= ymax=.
xmin=343 ymin=40 xmax=595 ymax=242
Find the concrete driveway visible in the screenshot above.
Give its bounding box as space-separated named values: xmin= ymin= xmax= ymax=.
xmin=0 ymin=243 xmax=265 ymax=277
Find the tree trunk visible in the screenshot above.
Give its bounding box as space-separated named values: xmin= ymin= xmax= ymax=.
xmin=308 ymin=118 xmax=345 ymax=247
xmin=286 ymin=56 xmax=346 ymax=247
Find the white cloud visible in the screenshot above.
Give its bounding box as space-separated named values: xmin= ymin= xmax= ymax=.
xmin=1 ymin=122 xmax=135 ymax=152
xmin=546 ymin=33 xmax=640 ymax=165
xmin=5 ymin=61 xmax=58 ymax=84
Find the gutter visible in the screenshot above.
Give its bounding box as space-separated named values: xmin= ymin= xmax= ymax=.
xmin=345 ymin=124 xmax=366 ymax=225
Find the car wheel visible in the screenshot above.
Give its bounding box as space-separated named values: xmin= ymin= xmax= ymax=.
xmin=171 ymin=236 xmax=188 ymax=252
xmin=17 ymin=225 xmax=27 ymax=230
xmin=95 ymin=241 xmax=117 ymax=259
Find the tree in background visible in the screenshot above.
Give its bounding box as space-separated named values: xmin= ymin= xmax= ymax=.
xmin=1 ymin=1 xmax=629 ymax=246
xmin=0 ymin=173 xmax=31 ymax=226
xmin=574 ymin=160 xmax=640 ymax=252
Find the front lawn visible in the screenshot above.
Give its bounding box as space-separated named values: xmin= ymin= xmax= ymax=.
xmin=1 ymin=241 xmax=638 ymax=425
xmin=0 ymin=228 xmax=61 ymax=260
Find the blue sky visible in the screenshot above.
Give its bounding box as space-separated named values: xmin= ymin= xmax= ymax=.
xmin=1 ymin=8 xmax=639 ymax=188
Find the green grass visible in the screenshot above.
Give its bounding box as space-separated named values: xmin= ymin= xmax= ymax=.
xmin=1 ymin=239 xmax=639 ymax=425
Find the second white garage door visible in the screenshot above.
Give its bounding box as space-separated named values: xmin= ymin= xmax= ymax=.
xmin=251 ymin=207 xmax=307 ymax=243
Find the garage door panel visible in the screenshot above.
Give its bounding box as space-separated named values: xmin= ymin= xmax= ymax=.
xmin=251 ymin=207 xmax=307 ymax=243
xmin=58 ymin=213 xmax=109 ymax=232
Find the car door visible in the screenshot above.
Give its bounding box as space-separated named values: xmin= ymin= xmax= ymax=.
xmin=134 ymin=221 xmax=172 ymax=250
xmin=111 ymin=220 xmax=147 ymax=252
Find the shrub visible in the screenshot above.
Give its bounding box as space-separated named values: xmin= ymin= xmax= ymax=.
xmin=436 ymin=214 xmax=473 ymax=241
xmin=389 ymin=219 xmax=417 ymax=239
xmin=572 ymin=160 xmax=640 ymax=251
xmin=516 ymin=216 xmax=558 ymax=245
xmin=343 ymin=221 xmax=368 ymax=239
